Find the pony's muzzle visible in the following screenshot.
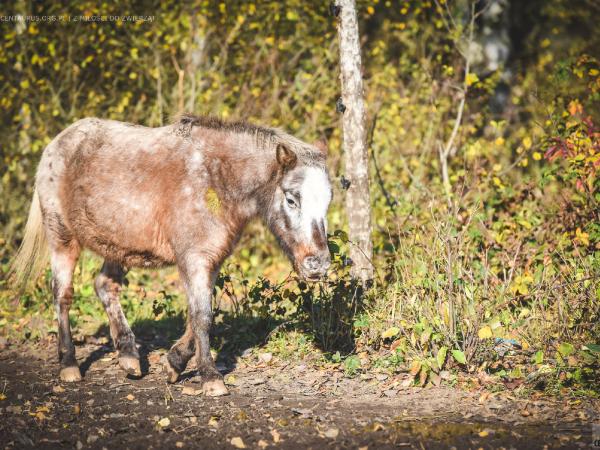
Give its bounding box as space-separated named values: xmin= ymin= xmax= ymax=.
xmin=302 ymin=254 xmax=331 ymax=281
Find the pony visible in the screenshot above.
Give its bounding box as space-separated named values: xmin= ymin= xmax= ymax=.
xmin=11 ymin=114 xmax=332 ymax=396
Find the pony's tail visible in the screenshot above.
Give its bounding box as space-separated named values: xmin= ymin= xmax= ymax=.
xmin=9 ymin=188 xmax=49 ymax=291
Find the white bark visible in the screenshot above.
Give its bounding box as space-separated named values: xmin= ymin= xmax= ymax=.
xmin=336 ymin=0 xmax=373 ymax=283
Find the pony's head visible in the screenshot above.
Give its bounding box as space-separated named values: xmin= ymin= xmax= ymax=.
xmin=266 ymin=143 xmax=332 ymax=281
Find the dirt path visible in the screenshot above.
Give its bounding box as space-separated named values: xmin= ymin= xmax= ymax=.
xmin=0 ymin=341 xmax=596 ymax=449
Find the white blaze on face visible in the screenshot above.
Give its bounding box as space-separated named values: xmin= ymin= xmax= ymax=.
xmin=299 ymin=167 xmax=331 ymax=240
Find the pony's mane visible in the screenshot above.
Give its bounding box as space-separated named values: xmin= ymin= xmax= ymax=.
xmin=175 ymin=113 xmax=325 ymax=166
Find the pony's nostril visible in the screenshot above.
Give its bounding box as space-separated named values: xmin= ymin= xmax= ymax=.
xmin=303 ymin=255 xmax=330 ymax=277
xmin=303 ymin=256 xmax=320 ymax=271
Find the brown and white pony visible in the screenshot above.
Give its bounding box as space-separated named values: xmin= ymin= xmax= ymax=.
xmin=11 ymin=114 xmax=332 ymax=396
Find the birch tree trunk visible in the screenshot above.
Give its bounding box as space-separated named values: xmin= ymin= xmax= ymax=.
xmin=336 ymin=0 xmax=373 ymax=284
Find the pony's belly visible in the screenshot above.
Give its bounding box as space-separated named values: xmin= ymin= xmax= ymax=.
xmin=66 ymin=202 xmax=176 ymax=268
xmin=80 ymin=231 xmax=176 ymax=268
xmin=64 ymin=177 xmax=177 ymax=268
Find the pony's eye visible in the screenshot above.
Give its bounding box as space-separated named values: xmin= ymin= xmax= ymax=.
xmin=285 ymin=193 xmax=298 ymax=208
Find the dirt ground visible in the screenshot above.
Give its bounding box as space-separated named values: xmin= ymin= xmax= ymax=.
xmin=0 ymin=339 xmax=597 ymax=450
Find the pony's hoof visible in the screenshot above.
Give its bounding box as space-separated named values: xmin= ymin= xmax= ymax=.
xmin=202 ymin=379 xmax=229 ymax=397
xmin=119 ymin=356 xmax=141 ymax=377
xmin=164 ymin=359 xmax=180 ymax=384
xmin=60 ymin=366 xmax=82 ymax=382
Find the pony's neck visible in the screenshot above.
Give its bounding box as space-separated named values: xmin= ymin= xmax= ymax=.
xmin=196 ymin=131 xmax=279 ymax=223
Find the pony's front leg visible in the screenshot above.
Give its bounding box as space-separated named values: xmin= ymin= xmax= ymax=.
xmin=169 ymin=256 xmax=228 ymax=396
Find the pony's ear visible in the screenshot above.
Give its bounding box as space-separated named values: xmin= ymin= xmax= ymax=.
xmin=314 ymin=138 xmax=328 ymax=157
xmin=276 ymin=143 xmax=297 ymax=170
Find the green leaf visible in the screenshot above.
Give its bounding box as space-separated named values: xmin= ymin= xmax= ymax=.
xmin=331 ymin=351 xmax=341 ymax=363
xmin=334 ymin=229 xmax=349 ymax=243
xmin=327 ymin=240 xmax=340 ymax=254
xmin=558 ymin=342 xmax=575 ymax=357
xmin=437 ymin=346 xmax=448 ymax=370
xmin=584 ymin=344 xmax=600 ymax=353
xmin=344 ymin=355 xmax=361 ymax=376
xmin=533 ymin=350 xmax=544 ymax=364
xmin=451 ymin=349 xmax=466 ymax=365
xmin=353 ymin=316 xmax=369 ymax=328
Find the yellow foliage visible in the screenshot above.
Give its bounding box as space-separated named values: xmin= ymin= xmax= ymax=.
xmin=381 ymin=326 xmax=400 ymax=339
xmin=205 ymin=188 xmax=222 ymax=215
xmin=465 ymin=73 xmax=479 ymax=86
xmin=478 ymin=326 xmax=493 ymax=339
xmin=511 ymin=274 xmax=534 ymax=296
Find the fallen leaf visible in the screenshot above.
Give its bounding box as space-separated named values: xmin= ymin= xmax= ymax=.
xmin=52 ymin=386 xmax=65 ymax=394
xmin=126 ymin=394 xmax=135 ymax=401
xmin=257 ymin=440 xmax=269 ymax=449
xmin=208 ymin=416 xmax=220 ymax=427
xmin=175 ymin=442 xmax=184 ymax=448
xmin=270 ymin=429 xmax=281 ymax=443
xmin=258 ymin=352 xmax=273 ymax=364
xmin=225 ymin=375 xmax=238 ymax=386
xmin=182 ymin=386 xmax=202 ymax=396
xmin=34 ymin=411 xmax=47 ymax=421
xmin=324 ymin=428 xmax=339 ymax=439
xmin=73 ymin=403 xmax=81 ymax=415
xmin=371 ymin=423 xmax=385 ymax=432
xmin=156 ymin=417 xmax=171 ymax=429
xmin=0 ymin=393 xmax=6 ymax=400
xmin=381 ymin=327 xmax=400 ymax=339
xmin=478 ymin=392 xmax=490 ymax=403
xmin=230 ymin=437 xmax=246 ymax=448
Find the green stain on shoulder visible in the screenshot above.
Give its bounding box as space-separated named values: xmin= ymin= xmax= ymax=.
xmin=205 ymin=188 xmax=222 ymax=215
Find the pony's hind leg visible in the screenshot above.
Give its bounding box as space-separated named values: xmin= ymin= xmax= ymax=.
xmin=165 ymin=320 xmax=195 ymax=383
xmin=50 ymin=243 xmax=82 ymax=382
xmin=94 ymin=261 xmax=141 ymax=377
